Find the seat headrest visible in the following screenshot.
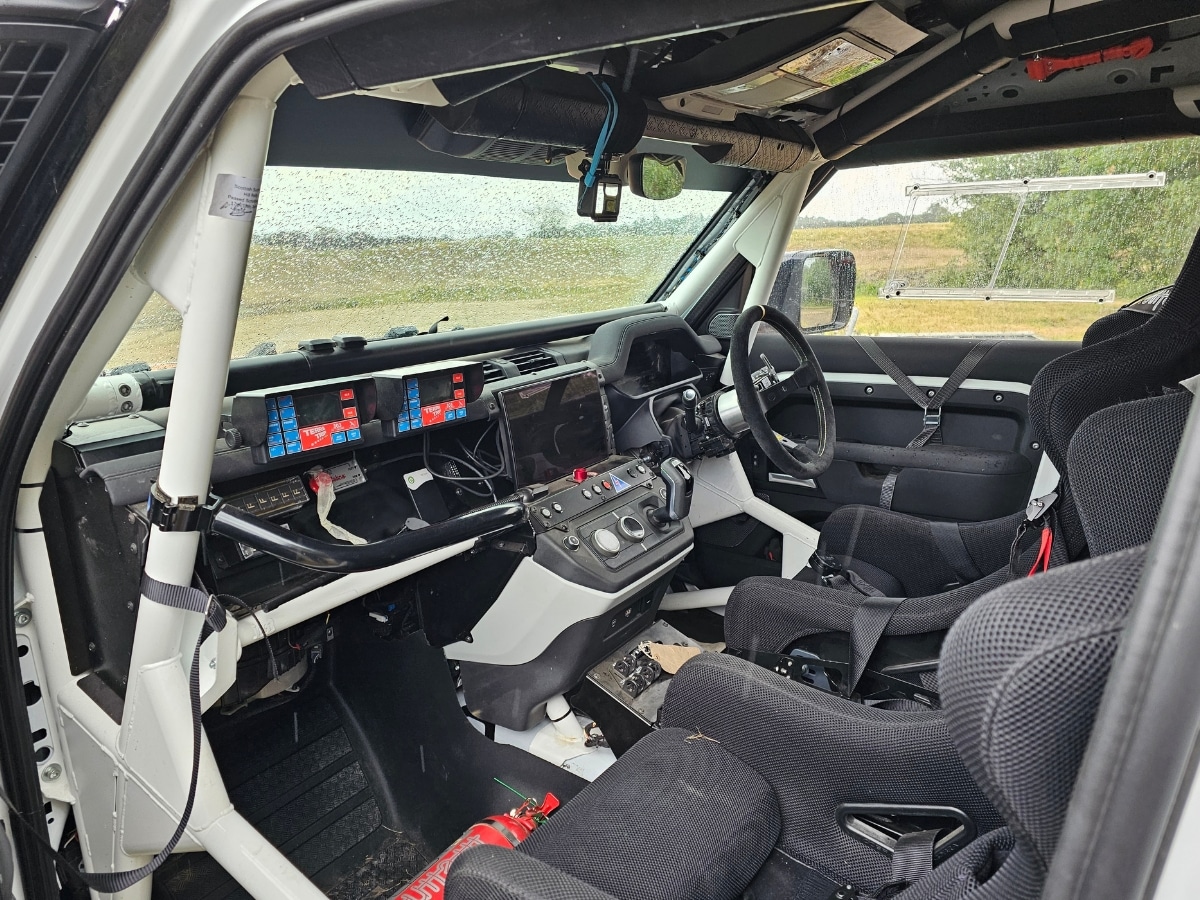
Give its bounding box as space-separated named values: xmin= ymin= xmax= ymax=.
xmin=1066 ymin=391 xmax=1192 ymax=557
xmin=939 ymin=546 xmax=1146 ymax=874
xmin=1080 ymin=285 xmax=1171 ymax=347
xmin=1028 ymin=227 xmax=1200 ymax=554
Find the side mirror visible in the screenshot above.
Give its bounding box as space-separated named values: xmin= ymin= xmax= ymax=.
xmin=627 ymin=153 xmax=686 ymax=200
xmin=768 ymin=249 xmax=856 ymax=333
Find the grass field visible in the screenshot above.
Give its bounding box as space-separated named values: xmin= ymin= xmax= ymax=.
xmin=791 ymin=223 xmax=1116 ymax=341
xmin=109 ymin=223 xmax=1122 ymax=369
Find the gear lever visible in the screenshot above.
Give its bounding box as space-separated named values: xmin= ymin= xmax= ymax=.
xmin=649 ymin=457 xmax=694 ymax=526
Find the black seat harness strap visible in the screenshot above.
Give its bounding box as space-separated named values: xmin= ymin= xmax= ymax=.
xmin=854 ymin=337 xmax=998 ymax=509
xmin=828 ymin=828 xmax=943 ymax=899
xmin=0 ymin=576 xmax=226 ymax=895
xmin=927 ymin=521 xmax=983 ymax=586
xmin=1008 ymin=490 xmax=1063 ymax=578
xmin=847 ymin=595 xmax=905 ymax=697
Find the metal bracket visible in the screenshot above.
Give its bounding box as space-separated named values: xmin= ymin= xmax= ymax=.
xmin=1025 ymin=490 xmax=1059 ymax=523
xmin=146 ymin=485 xmax=223 ymax=533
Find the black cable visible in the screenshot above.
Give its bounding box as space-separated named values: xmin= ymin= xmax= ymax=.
xmin=219 ymin=593 xmax=281 ymax=682
xmin=423 ymin=433 xmax=505 ymax=481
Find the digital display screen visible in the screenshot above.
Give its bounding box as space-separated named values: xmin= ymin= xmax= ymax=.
xmin=499 ymin=370 xmax=612 ymax=487
xmin=419 ymin=375 xmax=454 ymax=405
xmin=266 ymin=387 xmax=362 ymax=458
xmin=625 ymin=339 xmax=672 ymax=393
xmin=292 ymin=392 xmax=344 ymax=428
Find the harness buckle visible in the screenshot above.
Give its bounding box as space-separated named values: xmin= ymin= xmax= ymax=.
xmin=808 ymin=551 xmax=845 ymax=581
xmin=922 ymin=407 xmax=942 ymax=431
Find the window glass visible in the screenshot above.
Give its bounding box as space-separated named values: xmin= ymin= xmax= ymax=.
xmin=791 ymin=137 xmax=1200 ymax=339
xmin=106 ymin=167 xmax=730 ymax=371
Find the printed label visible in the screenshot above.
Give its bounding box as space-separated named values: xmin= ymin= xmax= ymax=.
xmin=208 ymin=173 xmax=261 ymax=220
xmin=324 ymin=459 xmax=367 ymax=492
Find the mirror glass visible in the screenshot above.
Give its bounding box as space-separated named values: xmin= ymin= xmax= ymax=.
xmin=767 ymin=249 xmax=857 ymax=333
xmin=798 ymin=256 xmax=837 ymax=330
xmin=631 ymin=154 xmax=686 ymax=200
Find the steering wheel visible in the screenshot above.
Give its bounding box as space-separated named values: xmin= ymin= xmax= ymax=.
xmin=729 ymin=304 xmax=836 ymax=479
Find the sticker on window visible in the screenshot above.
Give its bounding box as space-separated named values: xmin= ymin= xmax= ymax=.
xmin=208 ymin=173 xmax=261 ymax=221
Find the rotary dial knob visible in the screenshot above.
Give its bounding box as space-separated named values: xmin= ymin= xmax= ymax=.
xmin=591 ymin=528 xmax=622 ymax=558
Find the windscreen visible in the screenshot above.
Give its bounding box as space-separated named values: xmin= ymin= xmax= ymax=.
xmin=498 ymin=370 xmax=612 ymax=487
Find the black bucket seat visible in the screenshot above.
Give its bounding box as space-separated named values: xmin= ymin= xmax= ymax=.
xmin=444 ymin=542 xmax=1149 ymax=900
xmin=816 ymin=265 xmax=1188 ymax=599
xmin=724 ymin=387 xmax=1190 ymax=704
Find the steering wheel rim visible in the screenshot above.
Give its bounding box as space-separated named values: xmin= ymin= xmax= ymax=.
xmin=729 ymin=304 xmax=836 ymax=480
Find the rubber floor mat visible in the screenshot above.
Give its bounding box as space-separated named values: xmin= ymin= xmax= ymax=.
xmin=154 ymin=693 xmax=428 ymax=900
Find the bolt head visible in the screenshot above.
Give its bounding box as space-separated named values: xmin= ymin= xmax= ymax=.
xmin=208 ymin=658 xmax=217 ymax=669
xmin=41 ymin=764 xmax=62 ymax=782
xmin=14 ymin=609 xmax=31 ymax=627
xmin=994 ymin=393 xmax=1004 ymax=402
xmin=1032 ymin=442 xmax=1041 ymax=450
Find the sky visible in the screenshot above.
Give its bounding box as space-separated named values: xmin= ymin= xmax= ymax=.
xmin=798 ymin=161 xmax=950 ymax=222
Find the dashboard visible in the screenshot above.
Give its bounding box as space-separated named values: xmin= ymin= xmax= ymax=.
xmin=48 ymin=310 xmax=725 ymax=710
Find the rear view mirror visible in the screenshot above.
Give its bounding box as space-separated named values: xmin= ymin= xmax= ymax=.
xmin=768 ymin=249 xmax=856 ymax=334
xmin=628 ymin=153 xmax=686 ymax=200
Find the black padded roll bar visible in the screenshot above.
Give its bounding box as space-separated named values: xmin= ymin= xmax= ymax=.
xmin=208 ymin=499 xmax=526 ymax=573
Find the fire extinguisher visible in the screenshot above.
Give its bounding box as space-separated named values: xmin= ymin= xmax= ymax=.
xmin=395 ymin=792 xmax=561 ymax=900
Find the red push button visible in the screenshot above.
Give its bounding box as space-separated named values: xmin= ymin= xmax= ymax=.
xmin=340 ymin=389 xmax=355 ymax=401
xmin=454 ymin=388 xmax=465 ymax=399
xmin=573 ymin=468 xmax=588 ymax=483
xmin=342 ymin=406 xmax=357 ymax=418
xmin=452 ymin=372 xmax=464 ymax=383
xmin=602 ymin=480 xmax=612 ymax=490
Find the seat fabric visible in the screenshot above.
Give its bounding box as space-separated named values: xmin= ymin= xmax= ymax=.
xmin=659 ymin=653 xmax=998 ymax=891
xmin=505 ymin=727 xmax=778 ymax=900
xmin=904 ymin=545 xmax=1149 ymax=898
xmin=815 ymin=507 xmax=1027 ymax=598
xmin=447 ymin=545 xmax=1148 ymax=900
xmin=1067 ymin=390 xmax=1192 ymax=557
xmin=448 ymin=847 xmax=617 ymax=900
xmin=725 ymin=389 xmax=1191 ymax=657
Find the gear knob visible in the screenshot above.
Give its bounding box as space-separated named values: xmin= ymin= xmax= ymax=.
xmin=649 ymin=457 xmax=693 ymax=525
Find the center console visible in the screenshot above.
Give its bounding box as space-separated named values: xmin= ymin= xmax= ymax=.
xmin=451 ymin=367 xmax=695 ymax=731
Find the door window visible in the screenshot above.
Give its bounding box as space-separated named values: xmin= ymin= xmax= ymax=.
xmin=794 ymin=137 xmax=1200 ymax=339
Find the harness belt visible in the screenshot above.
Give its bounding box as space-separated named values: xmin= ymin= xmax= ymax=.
xmin=854 ymin=337 xmax=998 ymax=509
xmin=1009 ymin=490 xmax=1067 ymax=578
xmin=830 ymin=828 xmax=942 ymax=899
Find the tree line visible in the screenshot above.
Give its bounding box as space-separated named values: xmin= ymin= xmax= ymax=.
xmin=935 ymin=138 xmax=1200 ymax=297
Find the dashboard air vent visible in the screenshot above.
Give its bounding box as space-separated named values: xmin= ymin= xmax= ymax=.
xmin=504 ymin=348 xmax=557 ymax=375
xmin=481 ymin=360 xmax=507 ymax=383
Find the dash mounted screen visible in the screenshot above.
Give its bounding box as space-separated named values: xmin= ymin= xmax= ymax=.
xmin=498 ymin=370 xmax=612 ymax=487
